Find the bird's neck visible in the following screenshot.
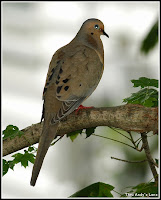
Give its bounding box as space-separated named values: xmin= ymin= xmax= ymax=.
xmin=72 ymin=33 xmax=104 ymax=64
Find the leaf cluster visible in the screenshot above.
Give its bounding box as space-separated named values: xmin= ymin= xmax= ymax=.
xmin=3 ymin=146 xmax=36 ymax=176
xmin=67 ymin=127 xmax=96 ymax=142
xmin=3 ymin=125 xmax=36 ymax=176
xmin=123 ymin=77 xmax=158 ymax=107
xmin=69 ymin=181 xmax=158 ymax=197
xmin=122 ymin=182 xmax=158 ymax=198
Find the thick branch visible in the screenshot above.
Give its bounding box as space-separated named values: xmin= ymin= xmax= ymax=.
xmin=3 ymin=104 xmax=158 ymax=156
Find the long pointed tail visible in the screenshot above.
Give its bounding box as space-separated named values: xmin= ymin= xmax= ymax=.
xmin=30 ymin=122 xmax=58 ymax=186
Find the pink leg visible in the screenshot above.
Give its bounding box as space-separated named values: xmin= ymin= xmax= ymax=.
xmin=75 ymin=105 xmax=94 ymax=114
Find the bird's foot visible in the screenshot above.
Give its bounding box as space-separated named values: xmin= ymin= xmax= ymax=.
xmin=75 ymin=105 xmax=94 ymax=114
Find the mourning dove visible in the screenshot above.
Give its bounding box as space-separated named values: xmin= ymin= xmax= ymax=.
xmin=30 ymin=18 xmax=109 ymax=186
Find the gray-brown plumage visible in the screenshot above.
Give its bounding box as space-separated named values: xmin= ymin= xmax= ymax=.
xmin=30 ymin=18 xmax=109 ymax=186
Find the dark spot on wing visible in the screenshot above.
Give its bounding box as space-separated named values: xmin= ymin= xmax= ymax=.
xmin=51 ymin=68 xmax=55 ymax=73
xmin=49 ymin=75 xmax=53 ymax=81
xmin=91 ymin=32 xmax=94 ymax=35
xmin=56 ymin=80 xmax=59 ymax=84
xmin=64 ymin=86 xmax=69 ymax=91
xmin=63 ymin=78 xmax=69 ymax=83
xmin=79 ymin=84 xmax=82 ymax=87
xmin=57 ymin=86 xmax=62 ymax=94
xmin=59 ymin=68 xmax=63 ymax=74
xmin=57 ymin=75 xmax=60 ymax=80
xmin=49 ymin=70 xmax=55 ymax=81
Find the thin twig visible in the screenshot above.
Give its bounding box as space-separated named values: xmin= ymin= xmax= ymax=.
xmin=127 ymin=131 xmax=144 ymax=151
xmin=112 ymin=189 xmax=122 ymax=196
xmin=135 ymin=137 xmax=142 ymax=146
xmin=111 ymin=156 xmax=147 ymax=164
xmin=92 ymin=133 xmax=137 ymax=150
xmin=135 ymin=133 xmax=154 ymax=145
xmin=109 ymin=127 xmax=131 ymax=141
xmin=134 ymin=136 xmax=142 ymax=145
xmin=128 ymin=131 xmax=136 ymax=145
xmin=141 ymin=132 xmax=158 ymax=183
xmin=137 ymin=144 xmax=144 ymax=152
xmin=51 ymin=135 xmax=64 ymax=146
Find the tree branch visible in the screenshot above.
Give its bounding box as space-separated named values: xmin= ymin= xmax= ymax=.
xmin=141 ymin=132 xmax=158 ymax=183
xmin=3 ymin=104 xmax=158 ymax=156
xmin=111 ymin=156 xmax=147 ymax=163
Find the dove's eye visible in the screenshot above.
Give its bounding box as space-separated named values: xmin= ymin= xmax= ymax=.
xmin=94 ymin=24 xmax=99 ymax=29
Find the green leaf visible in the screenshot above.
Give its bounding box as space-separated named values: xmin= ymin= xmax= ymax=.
xmin=70 ymin=182 xmax=114 ymax=197
xmin=85 ymin=127 xmax=96 ymax=138
xmin=67 ymin=129 xmax=83 ymax=142
xmin=132 ymin=182 xmax=158 ymax=197
xmin=12 ymin=150 xmax=35 ymax=168
xmin=131 ymin=77 xmax=158 ymax=88
xmin=3 ymin=159 xmax=15 ymax=176
xmin=123 ymin=88 xmax=158 ymax=107
xmin=23 ymin=150 xmax=35 ymax=164
xmin=28 ymin=146 xmax=35 ymax=152
xmin=143 ymin=97 xmax=158 ymax=107
xmin=3 ymin=125 xmax=24 ymax=140
xmin=12 ymin=153 xmax=23 ymax=164
xmin=8 ymin=160 xmax=15 ymax=170
xmin=3 ymin=159 xmax=9 ymax=176
xmin=123 ymin=77 xmax=158 ymax=108
xmin=141 ymin=20 xmax=158 ymax=54
xmin=123 ymin=182 xmax=158 ymax=197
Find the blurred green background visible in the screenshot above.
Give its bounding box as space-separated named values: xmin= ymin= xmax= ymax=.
xmin=2 ymin=2 xmax=159 ymax=198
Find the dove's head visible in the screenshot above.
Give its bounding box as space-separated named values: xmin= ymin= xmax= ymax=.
xmin=80 ymin=18 xmax=109 ymax=38
xmin=74 ymin=18 xmax=108 ymax=61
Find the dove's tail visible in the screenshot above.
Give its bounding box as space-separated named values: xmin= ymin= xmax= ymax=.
xmin=30 ymin=120 xmax=58 ymax=186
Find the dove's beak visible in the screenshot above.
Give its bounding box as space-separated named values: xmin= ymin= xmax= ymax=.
xmin=103 ymin=30 xmax=109 ymax=38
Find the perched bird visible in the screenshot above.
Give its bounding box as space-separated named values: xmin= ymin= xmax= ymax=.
xmin=30 ymin=18 xmax=109 ymax=186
